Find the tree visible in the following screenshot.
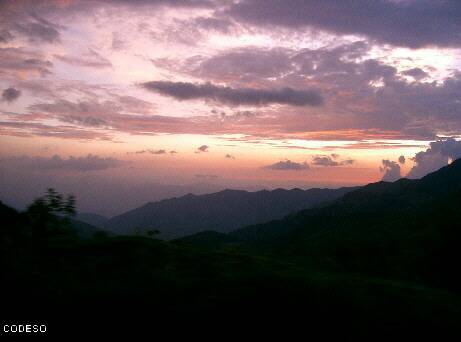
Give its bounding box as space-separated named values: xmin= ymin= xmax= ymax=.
xmin=26 ymin=188 xmax=76 ymax=237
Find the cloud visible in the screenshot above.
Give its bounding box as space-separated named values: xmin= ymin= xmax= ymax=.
xmin=2 ymin=87 xmax=21 ymax=102
xmin=195 ymin=174 xmax=218 ymax=179
xmin=193 ymin=16 xmax=234 ymax=33
xmin=226 ymin=0 xmax=461 ymax=48
xmin=2 ymin=6 xmax=461 ymax=145
xmin=0 ymin=154 xmax=125 ymax=172
xmin=0 ymin=29 xmax=13 ymax=43
xmin=12 ymin=13 xmax=61 ymax=43
xmin=380 ymin=159 xmax=401 ymax=182
xmin=170 ymin=150 xmax=178 ymax=155
xmin=406 ymin=138 xmax=461 ymax=179
xmin=225 ymin=154 xmax=235 ymax=159
xmin=110 ymin=0 xmax=214 ymax=8
xmin=402 ymin=68 xmax=429 ymax=81
xmin=134 ymin=149 xmax=167 ymax=155
xmin=311 ymin=155 xmax=354 ymax=167
xmin=0 ymin=120 xmax=114 ymax=141
xmin=150 ymin=149 xmax=166 ymax=155
xmin=140 ymin=81 xmax=323 ymax=107
xmin=111 ymin=32 xmax=126 ymax=50
xmin=192 ymin=47 xmax=293 ymax=81
xmin=263 ymin=159 xmax=309 ymax=171
xmin=54 ymin=49 xmax=112 ymax=68
xmin=197 ymin=145 xmax=209 ymax=153
xmin=398 ymin=155 xmax=406 ymax=164
xmin=0 ymin=47 xmax=53 ymax=77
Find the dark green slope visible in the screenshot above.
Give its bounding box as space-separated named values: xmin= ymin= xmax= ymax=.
xmin=210 ymin=159 xmax=461 ymax=290
xmin=2 ymin=181 xmax=461 ymax=337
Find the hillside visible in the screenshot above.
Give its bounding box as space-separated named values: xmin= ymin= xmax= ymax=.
xmin=2 ymin=199 xmax=460 ymax=338
xmin=76 ymin=212 xmax=109 ymax=228
xmin=2 ymin=162 xmax=461 ymax=337
xmin=180 ymin=159 xmax=461 ymax=291
xmin=104 ymin=187 xmax=357 ymax=239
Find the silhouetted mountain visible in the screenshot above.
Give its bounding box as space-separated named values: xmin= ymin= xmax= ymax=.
xmin=104 ymin=187 xmax=357 ymax=239
xmin=76 ymin=212 xmax=108 ymax=228
xmin=181 ymin=159 xmax=461 ymax=291
xmin=2 ymin=165 xmax=461 ymax=337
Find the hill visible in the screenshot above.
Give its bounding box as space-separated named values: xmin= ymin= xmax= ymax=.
xmin=2 ymin=199 xmax=460 ymax=338
xmin=104 ymin=187 xmax=357 ymax=239
xmin=2 ymin=160 xmax=461 ymax=337
xmin=180 ymin=159 xmax=461 ymax=291
xmin=76 ymin=212 xmax=109 ymax=228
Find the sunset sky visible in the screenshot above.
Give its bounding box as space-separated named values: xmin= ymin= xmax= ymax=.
xmin=1 ymin=0 xmax=461 ymax=215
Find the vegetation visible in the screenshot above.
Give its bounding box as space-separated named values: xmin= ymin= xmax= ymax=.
xmin=2 ymin=161 xmax=461 ymax=337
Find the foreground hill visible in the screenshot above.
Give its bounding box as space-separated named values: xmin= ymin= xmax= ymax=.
xmin=3 ymin=161 xmax=461 ymax=337
xmin=104 ymin=187 xmax=357 ymax=239
xmin=2 ymin=198 xmax=460 ymax=338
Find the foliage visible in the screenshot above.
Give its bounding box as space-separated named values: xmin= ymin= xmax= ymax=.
xmin=1 ymin=161 xmax=461 ymax=337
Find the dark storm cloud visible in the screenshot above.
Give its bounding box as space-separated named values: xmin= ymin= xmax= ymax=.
xmin=311 ymin=155 xmax=354 ymax=167
xmin=0 ymin=154 xmax=125 ymax=172
xmin=380 ymin=159 xmax=401 ymax=182
xmin=407 ymin=138 xmax=461 ymax=179
xmin=263 ymin=160 xmax=309 ymax=171
xmin=141 ymin=81 xmax=323 ymax=107
xmin=227 ymin=0 xmax=461 ymax=48
xmin=2 ymin=87 xmax=21 ymax=103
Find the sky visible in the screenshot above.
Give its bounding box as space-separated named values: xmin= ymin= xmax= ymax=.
xmin=1 ymin=0 xmax=461 ymax=216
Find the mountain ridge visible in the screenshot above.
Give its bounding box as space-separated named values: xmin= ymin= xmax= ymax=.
xmin=104 ymin=186 xmax=358 ymax=239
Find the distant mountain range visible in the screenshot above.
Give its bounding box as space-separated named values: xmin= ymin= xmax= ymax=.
xmin=103 ymin=187 xmax=358 ymax=239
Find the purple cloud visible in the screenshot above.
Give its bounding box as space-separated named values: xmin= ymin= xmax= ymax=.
xmin=141 ymin=81 xmax=323 ymax=107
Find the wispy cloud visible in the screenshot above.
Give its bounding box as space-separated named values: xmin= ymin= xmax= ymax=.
xmin=0 ymin=154 xmax=126 ymax=172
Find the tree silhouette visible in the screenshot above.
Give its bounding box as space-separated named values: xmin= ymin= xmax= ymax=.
xmin=26 ymin=188 xmax=76 ymax=237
